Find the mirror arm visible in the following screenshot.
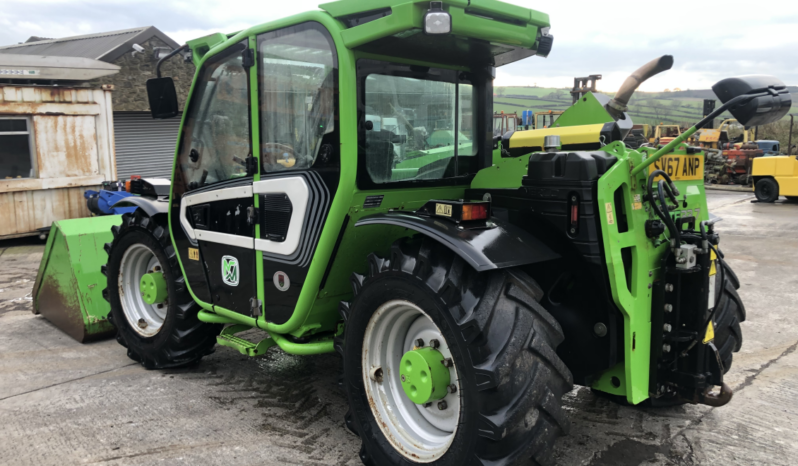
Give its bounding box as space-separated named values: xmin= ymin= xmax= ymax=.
xmin=631 ymin=93 xmax=764 ymax=177
xmin=156 ymin=44 xmax=188 ymax=79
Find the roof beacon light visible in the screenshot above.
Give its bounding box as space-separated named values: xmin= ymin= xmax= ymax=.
xmin=424 ymin=2 xmax=451 ymax=35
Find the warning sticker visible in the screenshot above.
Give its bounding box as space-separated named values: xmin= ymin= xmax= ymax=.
xmin=605 ymin=202 xmax=615 ymax=225
xmin=188 ymin=248 xmax=199 ymax=261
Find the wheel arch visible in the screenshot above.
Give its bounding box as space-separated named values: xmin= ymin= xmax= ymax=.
xmin=354 ymin=212 xmax=560 ymax=272
xmin=753 ymin=174 xmax=778 ymax=184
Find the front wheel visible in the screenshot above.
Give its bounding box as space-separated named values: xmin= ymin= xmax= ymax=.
xmin=755 ymin=178 xmax=779 ymax=202
xmin=103 ymin=211 xmax=221 ymax=369
xmin=338 ymin=237 xmax=573 ymax=466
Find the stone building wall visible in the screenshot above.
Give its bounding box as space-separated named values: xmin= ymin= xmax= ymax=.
xmin=100 ymin=36 xmax=195 ymax=112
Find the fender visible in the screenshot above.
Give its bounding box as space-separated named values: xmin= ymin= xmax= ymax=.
xmin=111 ymin=196 xmax=170 ymax=217
xmin=355 ymin=212 xmax=559 ymax=272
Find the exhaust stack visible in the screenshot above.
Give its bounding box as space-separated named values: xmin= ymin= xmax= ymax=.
xmin=606 ymin=55 xmax=674 ymax=120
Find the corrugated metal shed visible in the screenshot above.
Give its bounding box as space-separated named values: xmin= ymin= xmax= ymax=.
xmin=114 ymin=112 xmax=180 ymax=179
xmin=0 ymin=27 xmax=179 ymax=63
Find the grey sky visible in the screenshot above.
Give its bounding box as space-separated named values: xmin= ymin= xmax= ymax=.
xmin=1 ymin=0 xmax=795 ymax=91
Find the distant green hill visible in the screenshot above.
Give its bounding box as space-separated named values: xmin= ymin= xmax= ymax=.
xmin=494 ymin=86 xmax=798 ymax=127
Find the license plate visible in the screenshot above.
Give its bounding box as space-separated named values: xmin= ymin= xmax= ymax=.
xmin=648 ymin=154 xmax=703 ymax=181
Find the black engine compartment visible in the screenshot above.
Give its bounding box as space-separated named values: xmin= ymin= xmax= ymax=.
xmin=467 ymin=150 xmax=623 ymax=385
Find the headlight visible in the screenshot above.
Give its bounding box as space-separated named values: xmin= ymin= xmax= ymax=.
xmin=424 ymin=2 xmax=451 ymax=35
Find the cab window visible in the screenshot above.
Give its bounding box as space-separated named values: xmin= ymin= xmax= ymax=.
xmin=176 ymin=42 xmax=250 ymax=190
xmin=358 ymin=60 xmax=478 ymax=186
xmin=258 ymin=23 xmax=337 ymax=172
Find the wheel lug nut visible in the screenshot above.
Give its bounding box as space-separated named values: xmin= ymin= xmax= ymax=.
xmin=447 ymin=384 xmax=457 ymax=394
xmin=414 ymin=338 xmax=424 ymax=347
xmin=438 ymin=400 xmax=447 ymax=410
xmin=423 ymin=402 xmax=432 ymax=408
xmin=429 ymin=339 xmax=440 ymax=349
xmin=137 ymin=318 xmax=147 ymax=329
xmin=441 ymin=358 xmax=453 ymax=367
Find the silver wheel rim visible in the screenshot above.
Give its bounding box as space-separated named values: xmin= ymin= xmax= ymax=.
xmin=119 ymin=244 xmax=166 ymax=337
xmin=362 ymin=299 xmax=460 ymax=462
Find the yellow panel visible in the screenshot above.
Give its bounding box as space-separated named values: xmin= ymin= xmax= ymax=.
xmin=751 ymin=156 xmax=776 ymax=176
xmin=778 ymin=176 xmax=798 ymax=196
xmin=509 ymin=124 xmax=608 ymax=149
xmin=648 ymin=154 xmax=704 ymax=181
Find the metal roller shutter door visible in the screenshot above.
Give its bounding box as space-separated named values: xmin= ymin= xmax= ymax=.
xmin=114 ymin=112 xmax=181 ymax=180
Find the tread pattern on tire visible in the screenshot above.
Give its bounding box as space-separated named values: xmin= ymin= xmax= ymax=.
xmin=755 ymin=178 xmax=779 ymax=203
xmin=103 ymin=210 xmax=220 ymax=369
xmin=713 ymin=257 xmax=746 ymax=373
xmin=337 ymin=237 xmax=574 ymax=466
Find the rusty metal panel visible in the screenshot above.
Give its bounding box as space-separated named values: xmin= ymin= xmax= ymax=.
xmin=0 ymin=85 xmax=115 ymax=239
xmin=0 ymin=186 xmax=96 ymax=238
xmin=34 ymin=115 xmax=100 ymax=178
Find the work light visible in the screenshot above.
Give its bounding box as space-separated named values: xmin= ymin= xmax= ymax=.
xmin=424 ymin=2 xmax=451 ymax=35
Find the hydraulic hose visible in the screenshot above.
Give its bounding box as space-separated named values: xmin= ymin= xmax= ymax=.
xmin=647 ymin=170 xmax=681 ymax=246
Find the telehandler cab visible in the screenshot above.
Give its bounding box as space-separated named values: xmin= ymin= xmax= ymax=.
xmin=38 ymin=1 xmax=791 ymax=464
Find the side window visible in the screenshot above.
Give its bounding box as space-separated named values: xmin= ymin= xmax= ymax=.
xmin=176 ymin=43 xmax=250 ymax=189
xmin=0 ymin=117 xmax=34 ymax=179
xmin=361 ymin=68 xmax=476 ymax=184
xmin=258 ymin=23 xmax=337 ymax=172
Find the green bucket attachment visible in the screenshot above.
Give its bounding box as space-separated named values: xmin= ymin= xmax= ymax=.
xmin=32 ymin=216 xmax=122 ymax=342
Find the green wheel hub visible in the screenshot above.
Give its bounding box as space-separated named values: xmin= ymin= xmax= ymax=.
xmin=139 ymin=272 xmax=168 ymax=305
xmin=399 ymin=347 xmax=451 ymax=405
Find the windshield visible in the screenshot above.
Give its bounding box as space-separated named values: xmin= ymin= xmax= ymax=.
xmin=361 ymin=67 xmax=477 ymax=184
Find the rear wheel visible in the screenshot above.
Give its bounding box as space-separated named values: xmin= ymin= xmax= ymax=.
xmin=755 ymin=178 xmax=779 ymax=202
xmin=102 ymin=210 xmax=221 ymax=369
xmin=338 ymin=237 xmax=573 ymax=466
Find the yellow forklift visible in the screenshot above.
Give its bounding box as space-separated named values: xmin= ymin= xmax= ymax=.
xmin=752 ymin=155 xmax=798 ymax=202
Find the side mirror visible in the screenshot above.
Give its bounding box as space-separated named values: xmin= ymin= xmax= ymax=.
xmin=711 ymin=75 xmax=791 ymax=127
xmin=146 ymin=77 xmax=179 ymax=119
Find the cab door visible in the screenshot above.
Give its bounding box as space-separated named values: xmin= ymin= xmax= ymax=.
xmin=170 ymin=40 xmax=258 ymax=316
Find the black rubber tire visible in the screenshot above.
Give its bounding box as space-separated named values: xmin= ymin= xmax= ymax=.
xmin=786 ymin=196 xmax=798 ymax=202
xmin=337 ymin=237 xmax=573 ymax=466
xmin=712 ymin=255 xmax=746 ymax=372
xmin=102 ymin=210 xmax=221 ymax=369
xmin=755 ymin=178 xmax=779 ymax=202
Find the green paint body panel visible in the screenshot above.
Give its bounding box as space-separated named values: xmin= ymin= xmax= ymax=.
xmin=590 ymin=142 xmax=709 ymax=404
xmin=400 ymin=347 xmax=451 ymax=404
xmin=471 ymin=147 xmax=530 ymax=189
xmin=550 ymin=92 xmax=614 ymax=128
xmin=32 ymin=216 xmax=122 ymax=342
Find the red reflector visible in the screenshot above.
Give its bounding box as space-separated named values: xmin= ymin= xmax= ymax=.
xmin=462 ymin=204 xmax=488 ymax=221
xmin=571 ymin=205 xmax=578 ymax=223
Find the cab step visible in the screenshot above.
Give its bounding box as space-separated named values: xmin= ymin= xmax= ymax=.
xmin=216 ymin=324 xmax=276 ymax=357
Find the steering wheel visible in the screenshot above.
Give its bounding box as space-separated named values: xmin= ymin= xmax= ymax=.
xmin=262 ymin=143 xmax=297 ymax=169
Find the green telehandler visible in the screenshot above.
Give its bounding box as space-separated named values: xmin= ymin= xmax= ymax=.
xmin=33 ymin=1 xmax=792 ymax=464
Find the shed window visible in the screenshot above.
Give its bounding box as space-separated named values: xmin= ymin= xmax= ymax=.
xmin=0 ymin=117 xmax=34 ymax=179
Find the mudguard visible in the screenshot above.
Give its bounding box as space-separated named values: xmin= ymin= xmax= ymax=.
xmin=111 ymin=196 xmax=170 ymax=217
xmin=355 ymin=212 xmax=559 ymax=272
